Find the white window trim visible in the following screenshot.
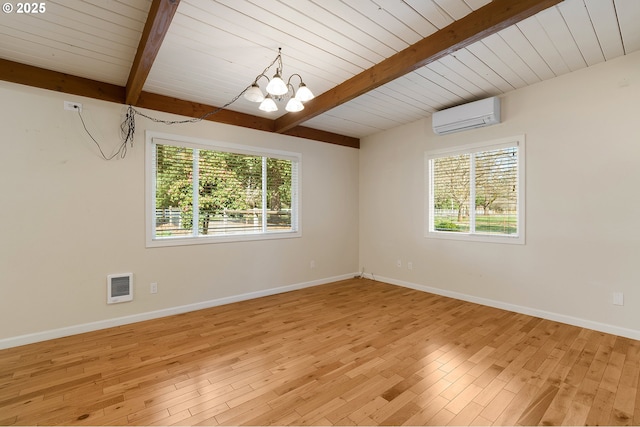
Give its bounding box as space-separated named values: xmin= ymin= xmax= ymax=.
xmin=425 ymin=135 xmax=525 ymax=245
xmin=145 ymin=131 xmax=302 ymax=248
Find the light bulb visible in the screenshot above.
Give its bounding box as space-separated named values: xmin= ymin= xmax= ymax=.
xmin=295 ymin=83 xmax=314 ymax=102
xmin=266 ymin=73 xmax=288 ymax=96
xmin=285 ymin=97 xmax=304 ymax=112
xmin=244 ymin=84 xmax=264 ymax=102
xmin=259 ymin=95 xmax=278 ymax=112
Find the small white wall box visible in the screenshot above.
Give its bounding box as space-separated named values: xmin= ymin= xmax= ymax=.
xmin=107 ymin=273 xmax=133 ymax=304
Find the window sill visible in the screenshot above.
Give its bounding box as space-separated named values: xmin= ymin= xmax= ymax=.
xmin=146 ymin=230 xmax=302 ymax=248
xmin=425 ymin=230 xmax=524 ymax=245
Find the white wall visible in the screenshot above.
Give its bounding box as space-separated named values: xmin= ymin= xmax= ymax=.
xmin=359 ymin=50 xmax=640 ymax=339
xmin=2 ymin=50 xmax=638 ymax=347
xmin=0 ymin=82 xmax=359 ymax=346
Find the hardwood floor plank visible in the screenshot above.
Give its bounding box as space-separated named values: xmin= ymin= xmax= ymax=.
xmin=295 ymin=374 xmax=371 ymax=418
xmin=479 ymin=388 xmax=516 ymax=422
xmin=628 ymin=341 xmax=640 ymax=426
xmin=504 ymin=368 xmax=535 ymax=394
xmin=470 ymin=414 xmax=493 ymax=425
xmin=2 ymin=395 xmax=63 ymax=424
xmin=0 ymin=279 xmax=638 ymax=426
xmin=561 ymin=400 xmax=591 ymax=426
xmin=472 ymin=377 xmax=508 ymax=407
xmin=493 ymin=383 xmax=540 ymax=425
xmin=403 ymin=395 xmax=450 ymax=425
xmin=352 ymin=374 xmax=406 ymax=402
xmin=414 ymin=377 xmax=453 ymax=408
xmin=447 ymin=401 xmax=484 ymax=426
xmin=528 ymin=348 xmax=565 ymax=388
xmin=468 ymin=345 xmax=496 ymax=365
xmin=445 ymin=382 xmax=484 ymax=415
xmin=470 ymin=361 xmax=504 ymax=388
xmin=379 ymin=401 xmax=423 ymax=426
xmin=171 ymin=404 xmax=225 ymax=426
xmin=584 ymin=387 xmax=616 ymax=425
xmin=215 ymin=400 xmax=274 ymax=426
xmin=247 ymin=394 xmax=305 ymax=425
xmin=0 ymin=415 xmax=17 ymax=425
xmin=370 ymin=389 xmax=418 ymax=424
xmin=440 ymin=373 xmax=476 ymax=402
xmin=610 ymin=371 xmax=637 ymax=424
xmin=538 ymin=382 xmax=578 ymax=425
xmin=427 ymin=407 xmax=457 ymax=425
xmin=127 ymin=390 xmax=201 ymax=423
xmin=179 ymin=385 xmax=250 ymax=417
xmin=342 ymin=396 xmax=385 ymax=424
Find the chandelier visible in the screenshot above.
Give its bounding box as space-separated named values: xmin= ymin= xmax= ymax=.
xmin=244 ymin=48 xmax=314 ymax=113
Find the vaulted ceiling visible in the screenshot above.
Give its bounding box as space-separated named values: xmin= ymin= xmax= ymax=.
xmin=1 ymin=0 xmax=638 ymax=148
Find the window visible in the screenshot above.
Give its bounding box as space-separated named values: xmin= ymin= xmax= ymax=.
xmin=146 ymin=132 xmax=300 ymax=247
xmin=425 ymin=135 xmax=525 ymax=244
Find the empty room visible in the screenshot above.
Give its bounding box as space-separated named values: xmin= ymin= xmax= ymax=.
xmin=1 ymin=0 xmax=639 ymax=425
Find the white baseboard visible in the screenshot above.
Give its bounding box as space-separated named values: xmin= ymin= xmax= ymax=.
xmin=0 ymin=273 xmax=356 ymax=350
xmin=5 ymin=273 xmax=637 ymax=350
xmin=364 ymin=274 xmax=640 ymax=341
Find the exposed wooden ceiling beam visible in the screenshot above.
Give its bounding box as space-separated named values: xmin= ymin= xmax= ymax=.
xmin=134 ymin=91 xmax=275 ymax=132
xmin=0 ymin=58 xmax=125 ymax=104
xmin=273 ymin=0 xmax=563 ymax=134
xmin=134 ymin=92 xmax=359 ymax=148
xmin=125 ymin=0 xmax=181 ymax=105
xmin=282 ymin=126 xmax=359 ymax=148
xmin=0 ymin=59 xmax=358 ymax=148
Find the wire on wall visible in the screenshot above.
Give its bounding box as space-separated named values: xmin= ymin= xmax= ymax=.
xmin=121 ymin=84 xmax=250 ymax=147
xmin=78 ymin=87 xmax=249 ymax=161
xmin=80 ymin=53 xmax=283 ymax=160
xmin=76 ymin=107 xmax=130 ymax=160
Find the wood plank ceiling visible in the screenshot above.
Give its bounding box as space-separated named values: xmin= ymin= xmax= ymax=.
xmin=0 ymin=0 xmax=638 ymax=148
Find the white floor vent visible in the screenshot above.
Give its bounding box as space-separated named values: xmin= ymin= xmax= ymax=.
xmin=107 ymin=273 xmax=133 ymax=304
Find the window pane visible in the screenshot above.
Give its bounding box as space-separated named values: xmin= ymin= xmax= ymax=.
xmin=266 ymin=158 xmax=293 ymax=231
xmin=426 ymin=136 xmax=524 ymax=243
xmin=198 ymin=150 xmax=262 ymax=235
xmin=475 ymin=147 xmax=518 ymax=235
xmin=198 ymin=150 xmax=261 ymax=235
xmin=432 ymin=154 xmax=470 ymax=232
xmin=149 ymin=136 xmax=301 ymax=245
xmin=154 ymin=145 xmax=194 ymax=237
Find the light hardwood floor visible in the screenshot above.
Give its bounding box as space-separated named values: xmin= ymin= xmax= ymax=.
xmin=1 ymin=279 xmax=638 ymax=426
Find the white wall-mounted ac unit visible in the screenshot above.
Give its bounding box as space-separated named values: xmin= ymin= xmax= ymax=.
xmin=432 ymin=96 xmax=501 ymax=135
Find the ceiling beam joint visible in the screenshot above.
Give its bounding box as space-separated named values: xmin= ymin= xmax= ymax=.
xmin=125 ymin=0 xmax=181 ymax=106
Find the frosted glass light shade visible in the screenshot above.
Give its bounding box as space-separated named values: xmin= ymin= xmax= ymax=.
xmin=285 ymin=97 xmax=304 ymax=112
xmin=266 ymin=74 xmax=288 ymax=96
xmin=259 ymin=95 xmax=278 ymax=112
xmin=295 ymin=83 xmax=314 ymax=102
xmin=244 ymin=84 xmax=264 ymax=102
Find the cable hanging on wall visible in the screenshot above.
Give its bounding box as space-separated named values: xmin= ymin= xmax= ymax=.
xmin=83 ymin=49 xmax=295 ymax=160
xmin=80 ymin=86 xmax=250 ymax=161
xmin=74 ymin=106 xmax=130 ymax=161
xmin=121 ymin=82 xmax=249 ymax=141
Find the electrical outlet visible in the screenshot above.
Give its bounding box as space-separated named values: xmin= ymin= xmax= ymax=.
xmin=310 ymin=260 xmax=315 ymax=269
xmin=64 ymin=101 xmax=82 ymax=112
xmin=407 ymin=262 xmax=413 ymax=270
xmin=613 ymin=292 xmax=624 ymax=306
xmin=150 ymin=282 xmax=158 ymax=294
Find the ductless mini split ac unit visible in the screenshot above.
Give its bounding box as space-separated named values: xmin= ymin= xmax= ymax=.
xmin=432 ymin=96 xmax=501 ymax=135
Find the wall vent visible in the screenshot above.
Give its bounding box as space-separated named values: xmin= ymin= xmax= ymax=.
xmin=107 ymin=273 xmax=133 ymax=304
